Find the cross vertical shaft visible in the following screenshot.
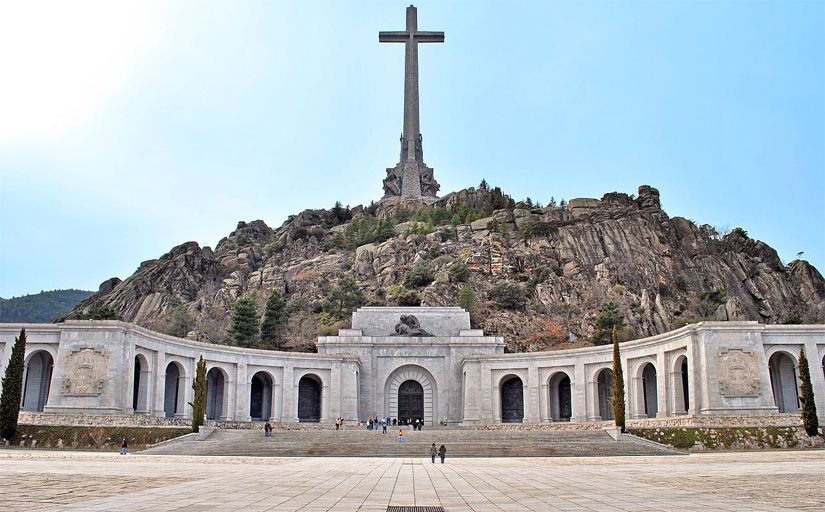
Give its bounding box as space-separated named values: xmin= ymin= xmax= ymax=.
xmin=380 ymin=5 xmax=444 ymax=199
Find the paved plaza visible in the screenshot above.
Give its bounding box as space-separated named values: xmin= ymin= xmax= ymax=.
xmin=0 ymin=450 xmax=823 ymax=511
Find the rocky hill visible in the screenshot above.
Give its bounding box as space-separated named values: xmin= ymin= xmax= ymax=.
xmin=67 ymin=185 xmax=825 ymax=352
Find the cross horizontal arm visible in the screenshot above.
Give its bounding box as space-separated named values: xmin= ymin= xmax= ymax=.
xmin=379 ymin=31 xmax=409 ymax=42
xmin=414 ymin=32 xmax=445 ymax=43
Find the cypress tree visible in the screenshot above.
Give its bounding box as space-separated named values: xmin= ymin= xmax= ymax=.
xmin=611 ymin=326 xmax=626 ymax=433
xmin=228 ymin=294 xmax=261 ymax=348
xmin=260 ymin=290 xmax=288 ymax=349
xmin=0 ymin=328 xmax=27 ymax=440
xmin=190 ymin=356 xmax=207 ymax=433
xmin=798 ymin=347 xmax=819 ymax=437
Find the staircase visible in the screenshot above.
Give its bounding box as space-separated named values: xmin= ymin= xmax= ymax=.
xmin=141 ymin=426 xmax=677 ymax=457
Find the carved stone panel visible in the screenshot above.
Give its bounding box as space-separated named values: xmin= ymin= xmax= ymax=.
xmin=718 ymin=348 xmax=760 ymax=398
xmin=61 ymin=347 xmax=108 ymax=397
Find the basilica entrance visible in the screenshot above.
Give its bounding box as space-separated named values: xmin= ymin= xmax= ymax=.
xmin=397 ymin=380 xmax=424 ymax=422
xmin=500 ymin=376 xmax=524 ymax=423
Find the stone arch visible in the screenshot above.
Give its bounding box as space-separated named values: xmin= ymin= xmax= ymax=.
xmin=640 ymin=362 xmax=658 ymax=418
xmin=163 ymin=361 xmax=186 ymax=418
xmin=386 ymin=365 xmax=436 ymax=425
xmin=548 ymin=371 xmax=572 ymax=422
xmin=596 ymin=368 xmax=614 ymax=421
xmin=250 ymin=370 xmax=275 ymax=421
xmin=21 ymin=350 xmax=53 ymax=412
xmin=205 ymin=367 xmax=227 ymax=420
xmin=768 ymin=351 xmax=800 ymax=413
xmin=132 ymin=353 xmax=151 ymax=414
xmin=500 ymin=374 xmax=524 ymax=423
xmin=671 ymin=353 xmax=689 ymax=415
xmin=297 ymin=374 xmax=322 ymax=422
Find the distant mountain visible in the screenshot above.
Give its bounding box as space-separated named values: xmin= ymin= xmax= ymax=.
xmin=0 ymin=289 xmax=94 ymax=323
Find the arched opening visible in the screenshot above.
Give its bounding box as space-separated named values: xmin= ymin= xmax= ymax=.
xmin=250 ymin=371 xmax=273 ymax=421
xmin=672 ymin=356 xmax=689 ymax=415
xmin=21 ymin=351 xmax=53 ymax=412
xmin=133 ymin=354 xmax=150 ymax=414
xmin=769 ymin=352 xmax=799 ymax=413
xmin=548 ymin=372 xmax=572 ymax=422
xmin=205 ymin=367 xmax=225 ymax=420
xmin=641 ymin=363 xmax=658 ymax=418
xmin=596 ymin=368 xmax=614 ymax=420
xmin=500 ymin=375 xmax=524 ymax=423
xmin=297 ymin=374 xmax=321 ymax=423
xmin=164 ymin=362 xmax=184 ymax=418
xmin=398 ymin=380 xmax=424 ymax=423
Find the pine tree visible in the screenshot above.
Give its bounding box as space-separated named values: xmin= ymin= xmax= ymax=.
xmin=559 ymin=198 xmax=567 ymax=208
xmin=0 ymin=328 xmax=27 ymax=440
xmin=190 ymin=356 xmax=207 ymax=433
xmin=478 ymin=179 xmax=489 ymax=191
xmin=228 ymin=294 xmax=260 ymax=348
xmin=458 ymin=285 xmax=476 ymax=326
xmin=611 ymin=326 xmax=626 ymax=433
xmin=548 ymin=196 xmax=557 ymax=207
xmin=324 ymin=277 xmax=365 ymax=320
xmin=798 ymin=347 xmax=819 ymax=437
xmin=260 ymin=290 xmax=288 ymax=349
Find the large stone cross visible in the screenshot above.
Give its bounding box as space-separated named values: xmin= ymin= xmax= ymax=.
xmin=380 ymin=5 xmax=443 ymax=199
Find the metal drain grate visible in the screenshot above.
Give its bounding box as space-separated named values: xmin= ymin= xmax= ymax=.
xmin=386 ymin=507 xmax=445 ymax=512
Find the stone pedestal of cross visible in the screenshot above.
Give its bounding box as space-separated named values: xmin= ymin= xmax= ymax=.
xmin=380 ymin=5 xmax=443 ymax=199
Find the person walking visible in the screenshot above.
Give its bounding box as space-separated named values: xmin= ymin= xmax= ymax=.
xmin=382 ymin=419 xmax=387 ymax=434
xmin=429 ymin=443 xmax=437 ymax=463
xmin=438 ymin=444 xmax=447 ymax=464
xmin=414 ymin=418 xmax=419 ymax=431
xmin=119 ymin=438 xmax=128 ymax=456
xmin=264 ymin=422 xmax=272 ymax=437
xmin=398 ymin=429 xmax=404 ymax=444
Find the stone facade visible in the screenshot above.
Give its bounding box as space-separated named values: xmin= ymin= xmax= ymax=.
xmin=0 ymin=308 xmax=824 ymax=426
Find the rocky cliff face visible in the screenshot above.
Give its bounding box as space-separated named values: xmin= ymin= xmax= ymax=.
xmin=68 ymin=185 xmax=825 ymax=352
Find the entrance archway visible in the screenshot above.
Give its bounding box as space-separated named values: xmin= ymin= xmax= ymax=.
xmin=641 ymin=363 xmax=658 ymax=418
xmin=386 ymin=366 xmax=436 ymax=425
xmin=133 ymin=354 xmax=150 ymax=414
xmin=205 ymin=367 xmax=225 ymax=420
xmin=398 ymin=380 xmax=424 ymax=423
xmin=500 ymin=375 xmax=524 ymax=423
xmin=21 ymin=351 xmax=53 ymax=412
xmin=596 ymin=368 xmax=614 ymax=420
xmin=250 ymin=371 xmax=273 ymax=421
xmin=548 ymin=372 xmax=572 ymax=422
xmin=164 ymin=362 xmax=185 ymax=418
xmin=769 ymin=352 xmax=799 ymax=413
xmin=297 ymin=374 xmax=321 ymax=422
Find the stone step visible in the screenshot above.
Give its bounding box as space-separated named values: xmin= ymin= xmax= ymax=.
xmin=142 ymin=428 xmax=676 ymax=457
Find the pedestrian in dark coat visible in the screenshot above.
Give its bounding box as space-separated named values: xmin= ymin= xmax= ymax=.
xmin=438 ymin=444 xmax=446 ymax=463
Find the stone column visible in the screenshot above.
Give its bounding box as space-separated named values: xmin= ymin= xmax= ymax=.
xmin=235 ymin=362 xmax=248 ymax=421
xmin=329 ymin=366 xmax=341 ymax=421
xmin=573 ymin=363 xmax=587 ymax=422
xmin=656 ymin=350 xmax=668 ymax=418
xmin=686 ymin=337 xmax=699 ymax=416
xmin=321 ymin=380 xmax=331 ymax=424
xmin=804 ymin=340 xmax=825 ymax=422
xmin=221 ymin=372 xmax=235 ymax=421
xmin=153 ymin=350 xmax=166 ymax=417
xmin=526 ymin=365 xmax=540 ymax=423
xmin=539 ymin=379 xmax=549 ymax=422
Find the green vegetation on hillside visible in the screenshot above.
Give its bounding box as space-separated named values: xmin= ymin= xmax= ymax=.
xmin=0 ymin=289 xmax=93 ymax=323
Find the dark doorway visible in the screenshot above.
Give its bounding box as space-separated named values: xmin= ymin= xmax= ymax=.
xmin=680 ymin=358 xmax=689 ymax=413
xmin=298 ymin=375 xmax=321 ymax=422
xmin=500 ymin=376 xmax=524 ymax=423
xmin=597 ymin=369 xmax=614 ymax=420
xmin=398 ymin=380 xmax=424 ymax=423
xmin=133 ymin=356 xmax=141 ymax=412
xmin=642 ymin=363 xmax=658 ymax=418
xmin=163 ymin=362 xmax=182 ymax=418
xmin=549 ymin=373 xmax=572 ymax=421
xmin=205 ymin=368 xmax=225 ymax=420
xmin=250 ymin=372 xmax=273 ymax=421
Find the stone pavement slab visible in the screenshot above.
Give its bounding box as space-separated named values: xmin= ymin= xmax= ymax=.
xmin=0 ymin=450 xmax=822 ymax=511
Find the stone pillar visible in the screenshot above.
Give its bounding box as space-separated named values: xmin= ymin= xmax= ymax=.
xmin=235 ymin=363 xmax=248 ymax=421
xmin=221 ymin=372 xmax=235 ymax=421
xmin=480 ymin=364 xmax=494 ymax=423
xmin=153 ymin=350 xmax=166 ymax=417
xmin=329 ymin=366 xmax=341 ymax=421
xmin=686 ymin=337 xmax=699 ymax=416
xmin=282 ymin=367 xmax=296 ymax=422
xmin=539 ymin=380 xmax=549 ymax=422
xmin=656 ymin=350 xmax=668 ymax=418
xmin=340 ymin=360 xmax=359 ymax=422
xmin=321 ymin=380 xmax=330 ymax=424
xmin=573 ymin=362 xmax=587 ymax=423
xmin=124 ymin=344 xmax=136 ymax=415
xmin=460 ymin=360 xmax=481 ymax=424
xmin=526 ymin=365 xmax=540 ymax=423
xmin=804 ymin=340 xmax=825 ymax=422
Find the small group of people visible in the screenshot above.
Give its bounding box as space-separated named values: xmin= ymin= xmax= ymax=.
xmin=335 ymin=417 xmax=345 ymax=430
xmin=365 ymin=417 xmax=387 ymax=433
xmin=429 ymin=443 xmax=447 ymax=464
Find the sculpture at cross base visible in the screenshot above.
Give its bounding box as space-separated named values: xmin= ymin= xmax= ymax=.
xmin=380 ymin=5 xmax=443 ymax=200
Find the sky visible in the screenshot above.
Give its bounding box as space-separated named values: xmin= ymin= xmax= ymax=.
xmin=0 ymin=0 xmax=823 ymax=298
